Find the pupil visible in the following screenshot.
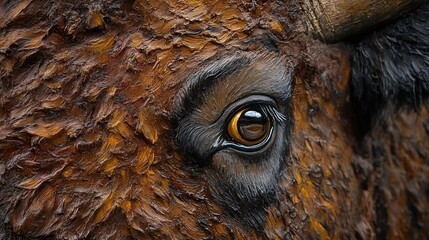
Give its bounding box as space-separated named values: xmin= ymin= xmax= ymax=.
xmin=237 ymin=109 xmax=268 ymax=141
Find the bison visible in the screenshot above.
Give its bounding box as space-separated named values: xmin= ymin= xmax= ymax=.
xmin=0 ymin=0 xmax=428 ymax=239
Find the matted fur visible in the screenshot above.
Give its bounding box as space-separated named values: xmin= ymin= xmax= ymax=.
xmin=0 ymin=1 xmax=428 ymax=239
xmin=352 ymin=1 xmax=429 ymax=127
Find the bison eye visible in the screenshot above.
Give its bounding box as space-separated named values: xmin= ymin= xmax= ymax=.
xmin=217 ymin=102 xmax=287 ymax=153
xmin=173 ymin=53 xmax=293 ymax=200
xmin=227 ymin=107 xmax=271 ymax=146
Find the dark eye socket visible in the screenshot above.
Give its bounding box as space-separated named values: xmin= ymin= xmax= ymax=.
xmin=227 ymin=106 xmax=272 ymax=146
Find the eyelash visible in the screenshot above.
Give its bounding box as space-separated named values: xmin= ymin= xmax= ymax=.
xmin=259 ymin=104 xmax=287 ymax=124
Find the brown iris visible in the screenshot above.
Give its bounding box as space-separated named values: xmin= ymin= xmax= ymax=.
xmin=227 ymin=107 xmax=271 ymax=146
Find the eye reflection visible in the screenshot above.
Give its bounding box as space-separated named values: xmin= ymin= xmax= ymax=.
xmin=227 ymin=107 xmax=271 ymax=146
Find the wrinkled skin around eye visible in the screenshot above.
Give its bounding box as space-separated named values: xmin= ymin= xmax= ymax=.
xmin=174 ymin=57 xmax=292 ymax=215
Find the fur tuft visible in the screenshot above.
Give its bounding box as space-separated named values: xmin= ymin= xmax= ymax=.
xmin=351 ymin=2 xmax=429 ymax=128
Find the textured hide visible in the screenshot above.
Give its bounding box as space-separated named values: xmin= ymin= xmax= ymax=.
xmin=0 ymin=1 xmax=428 ymax=239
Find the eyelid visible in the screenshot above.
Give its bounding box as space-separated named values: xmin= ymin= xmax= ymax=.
xmin=211 ymin=95 xmax=278 ymax=125
xmin=213 ymin=126 xmax=275 ymax=153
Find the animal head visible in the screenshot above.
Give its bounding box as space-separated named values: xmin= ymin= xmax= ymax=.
xmin=0 ymin=0 xmax=428 ymax=239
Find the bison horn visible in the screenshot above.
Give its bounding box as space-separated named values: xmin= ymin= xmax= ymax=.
xmin=301 ymin=0 xmax=427 ymax=42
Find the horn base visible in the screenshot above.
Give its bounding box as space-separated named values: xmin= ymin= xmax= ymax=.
xmin=302 ymin=0 xmax=427 ymax=42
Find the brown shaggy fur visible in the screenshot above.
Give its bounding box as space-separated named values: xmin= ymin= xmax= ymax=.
xmin=1 ymin=1 xmax=428 ymax=239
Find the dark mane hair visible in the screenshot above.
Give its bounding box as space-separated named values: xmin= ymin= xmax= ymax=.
xmin=351 ymin=2 xmax=429 ymax=129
